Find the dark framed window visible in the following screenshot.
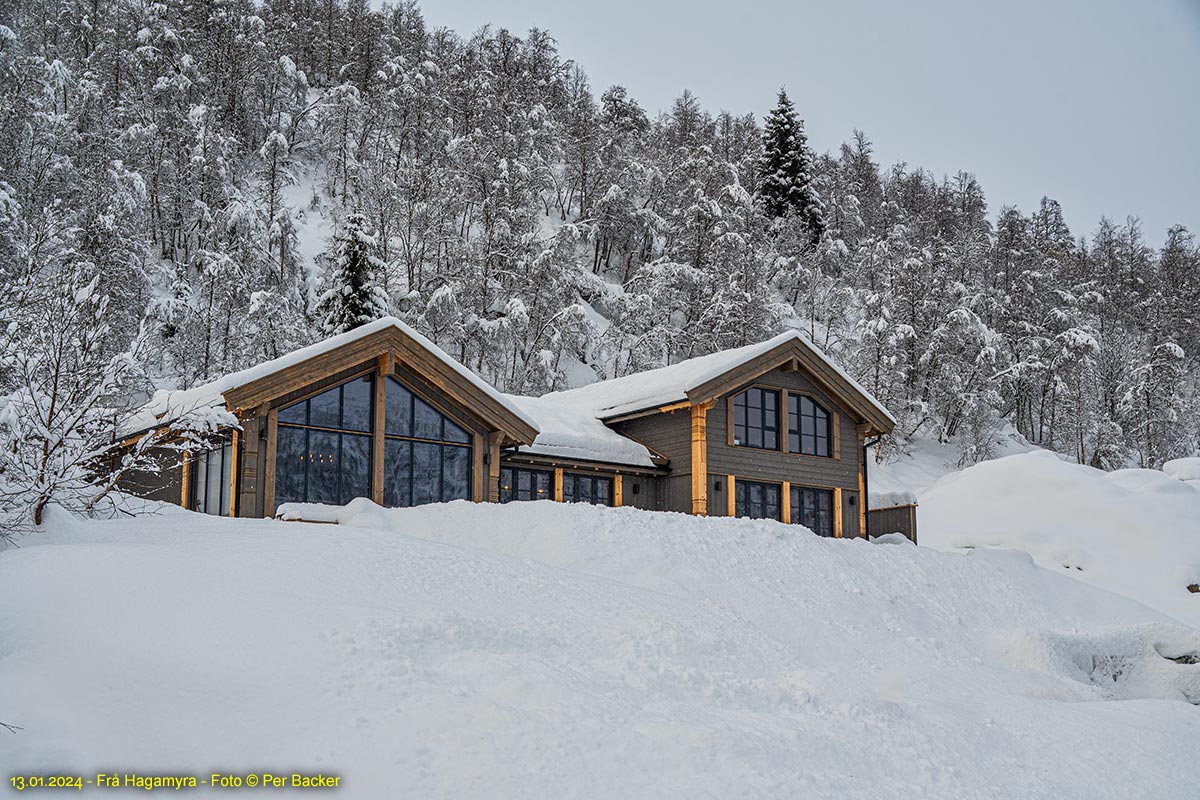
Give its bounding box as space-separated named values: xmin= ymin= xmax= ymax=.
xmin=499 ymin=466 xmax=552 ymax=503
xmin=734 ymin=479 xmax=782 ymax=521
xmin=275 ymin=375 xmax=374 ymax=510
xmin=562 ymin=473 xmax=613 ymax=506
xmin=382 ymin=377 xmax=471 ymax=508
xmin=732 ymin=387 xmax=780 ymax=450
xmin=791 ymin=485 xmax=834 ymax=537
xmin=190 ymin=441 xmax=232 ymax=515
xmin=789 ymin=394 xmax=832 ymax=457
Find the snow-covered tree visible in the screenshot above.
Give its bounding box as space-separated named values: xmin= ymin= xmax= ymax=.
xmin=317 ymin=211 xmax=390 ymax=335
xmin=758 ymin=88 xmax=824 ymax=242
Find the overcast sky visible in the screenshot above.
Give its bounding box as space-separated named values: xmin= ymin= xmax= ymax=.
xmin=417 ymin=0 xmax=1200 ymax=245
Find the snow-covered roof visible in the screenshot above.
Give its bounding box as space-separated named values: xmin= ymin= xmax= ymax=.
xmin=122 ymin=317 xmax=540 ymax=437
xmin=534 ymin=330 xmax=896 ymax=425
xmin=505 ymin=395 xmax=657 ymax=468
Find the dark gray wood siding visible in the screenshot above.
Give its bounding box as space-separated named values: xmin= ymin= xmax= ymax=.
xmin=611 ymin=410 xmax=692 ymax=472
xmin=118 ymin=447 xmax=184 ymax=506
xmin=705 ymin=365 xmax=864 ymax=536
xmin=621 ymin=475 xmax=661 ymax=511
xmin=868 ymin=504 xmax=918 ymax=543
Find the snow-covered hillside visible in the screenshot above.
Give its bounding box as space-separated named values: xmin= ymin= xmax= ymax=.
xmin=3 ymin=501 xmax=1198 ymax=798
xmin=920 ymin=450 xmax=1200 ymax=629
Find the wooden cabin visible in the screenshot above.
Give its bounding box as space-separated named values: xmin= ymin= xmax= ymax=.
xmin=120 ymin=318 xmax=904 ymax=538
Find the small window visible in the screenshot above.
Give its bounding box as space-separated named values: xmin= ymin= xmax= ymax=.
xmin=732 ymin=388 xmax=779 ymax=450
xmin=791 ymin=485 xmax=834 ymax=536
xmin=734 ymin=479 xmax=781 ymax=521
xmin=563 ymin=474 xmax=613 ymax=506
xmin=789 ymin=394 xmax=832 ymax=457
xmin=499 ymin=467 xmax=552 ymax=503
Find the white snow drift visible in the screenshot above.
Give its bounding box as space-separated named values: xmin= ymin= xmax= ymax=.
xmin=920 ymin=450 xmax=1200 ymax=628
xmin=1 ymin=500 xmax=1198 ymax=798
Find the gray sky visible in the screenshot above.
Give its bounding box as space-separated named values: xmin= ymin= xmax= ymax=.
xmin=418 ymin=0 xmax=1200 ymax=245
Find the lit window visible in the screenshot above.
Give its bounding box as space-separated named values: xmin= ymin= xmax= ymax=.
xmin=498 ymin=467 xmax=552 ymax=502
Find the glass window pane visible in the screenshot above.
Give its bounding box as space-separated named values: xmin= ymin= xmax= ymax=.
xmin=534 ymin=471 xmax=550 ymax=499
xmin=339 ymin=433 xmax=371 ymax=504
xmin=384 ymin=439 xmax=412 ymax=507
xmin=499 ymin=467 xmax=514 ymax=503
xmin=412 ymin=443 xmax=441 ymax=506
xmin=193 ymin=452 xmax=208 ymax=513
xmin=385 ymin=377 xmax=412 ymax=437
xmin=596 ymin=479 xmax=610 ymax=506
xmin=442 ymin=446 xmax=470 ymax=501
xmin=342 ymin=376 xmax=373 ymax=433
xmin=443 ymin=416 xmax=470 ymax=444
xmin=213 ymin=445 xmax=229 ymax=514
xmin=517 ymin=469 xmax=531 ymax=500
xmin=278 ymin=400 xmax=307 ymax=426
xmin=308 ymin=386 xmax=341 ymax=429
xmin=306 ymin=429 xmax=340 ymax=505
xmin=413 ymin=396 xmax=442 ymax=441
xmin=275 ymin=426 xmax=308 ymax=507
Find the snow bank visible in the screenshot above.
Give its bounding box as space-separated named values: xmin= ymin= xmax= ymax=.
xmin=3 ymin=501 xmax=1198 ymax=797
xmin=920 ymin=450 xmax=1200 ymax=627
xmin=1164 ymin=457 xmax=1200 ymax=482
xmin=868 ymin=489 xmax=916 ymax=508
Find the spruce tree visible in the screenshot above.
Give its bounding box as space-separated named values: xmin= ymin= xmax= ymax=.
xmin=759 ymin=88 xmax=825 ymax=243
xmin=317 ymin=211 xmax=390 ymax=335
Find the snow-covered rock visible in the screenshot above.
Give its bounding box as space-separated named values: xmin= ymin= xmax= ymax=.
xmin=3 ymin=500 xmax=1199 ymax=797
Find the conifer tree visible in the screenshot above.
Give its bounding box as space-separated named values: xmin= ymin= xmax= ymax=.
xmin=317 ymin=211 xmax=390 ymax=335
xmin=758 ymin=88 xmax=825 ymax=242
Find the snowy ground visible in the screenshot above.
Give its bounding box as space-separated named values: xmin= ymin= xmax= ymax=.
xmin=919 ymin=450 xmax=1200 ymax=629
xmin=3 ymin=501 xmax=1199 ymax=798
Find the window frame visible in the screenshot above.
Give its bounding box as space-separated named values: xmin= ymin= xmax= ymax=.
xmin=562 ymin=473 xmax=614 ymax=506
xmin=733 ymin=479 xmax=783 ymax=521
xmin=499 ymin=466 xmax=553 ymax=503
xmin=274 ymin=374 xmax=377 ymax=509
xmin=190 ymin=440 xmax=233 ymax=516
xmin=790 ymin=484 xmax=835 ymax=537
xmin=727 ymin=383 xmax=838 ymax=460
xmin=381 ymin=375 xmax=473 ymax=508
xmin=731 ymin=387 xmax=781 ymax=451
xmin=788 ymin=393 xmax=833 ymax=458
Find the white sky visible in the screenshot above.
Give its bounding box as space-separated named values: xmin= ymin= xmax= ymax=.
xmin=415 ymin=0 xmax=1200 ymax=245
